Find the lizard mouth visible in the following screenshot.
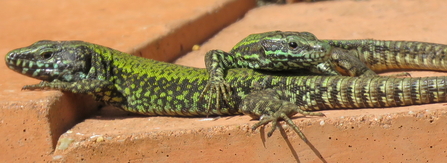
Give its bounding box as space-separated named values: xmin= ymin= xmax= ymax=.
xmin=6 ymin=57 xmax=63 ymax=81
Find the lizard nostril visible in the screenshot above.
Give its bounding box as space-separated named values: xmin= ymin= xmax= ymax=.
xmin=7 ymin=53 xmax=17 ymax=59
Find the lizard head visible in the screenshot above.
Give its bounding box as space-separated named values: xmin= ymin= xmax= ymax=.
xmin=5 ymin=40 xmax=92 ymax=82
xmin=230 ymin=31 xmax=332 ymax=70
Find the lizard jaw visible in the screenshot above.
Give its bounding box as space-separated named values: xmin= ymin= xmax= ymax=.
xmin=6 ymin=54 xmax=66 ymax=82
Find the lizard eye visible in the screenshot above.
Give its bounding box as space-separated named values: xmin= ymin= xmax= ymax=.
xmin=288 ymin=42 xmax=298 ymax=49
xmin=41 ymin=51 xmax=53 ymax=59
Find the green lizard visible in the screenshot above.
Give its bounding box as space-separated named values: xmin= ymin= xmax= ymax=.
xmin=204 ymin=31 xmax=447 ymax=109
xmin=6 ymin=40 xmax=447 ymax=161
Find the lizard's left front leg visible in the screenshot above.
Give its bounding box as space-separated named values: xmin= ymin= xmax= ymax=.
xmin=22 ymin=79 xmax=123 ymax=106
xmin=200 ymin=50 xmax=238 ymax=115
xmin=310 ymin=48 xmax=379 ymax=77
xmin=22 ymin=79 xmax=114 ymax=94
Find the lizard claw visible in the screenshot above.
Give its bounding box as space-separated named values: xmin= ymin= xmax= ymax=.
xmin=251 ymin=115 xmax=279 ymax=137
xmin=251 ymin=109 xmax=324 ymax=140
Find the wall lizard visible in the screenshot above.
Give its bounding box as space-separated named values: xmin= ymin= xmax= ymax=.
xmin=204 ymin=31 xmax=447 ymax=108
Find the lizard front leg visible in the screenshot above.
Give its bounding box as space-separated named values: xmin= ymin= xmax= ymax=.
xmin=200 ymin=50 xmax=236 ymax=115
xmin=308 ymin=48 xmax=380 ymax=77
xmin=22 ymin=79 xmax=114 ymax=93
xmin=22 ymin=79 xmax=125 ymax=106
xmin=240 ymin=88 xmax=324 ymax=138
xmin=240 ymin=88 xmax=325 ymax=161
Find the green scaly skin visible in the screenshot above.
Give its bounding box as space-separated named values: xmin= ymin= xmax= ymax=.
xmin=205 ymin=31 xmax=447 ymax=108
xmin=6 ymin=41 xmax=447 ymax=161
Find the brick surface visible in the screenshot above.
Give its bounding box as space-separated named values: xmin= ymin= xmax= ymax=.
xmin=3 ymin=0 xmax=447 ymax=162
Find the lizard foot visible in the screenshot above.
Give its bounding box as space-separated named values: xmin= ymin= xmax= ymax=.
xmin=251 ymin=110 xmax=325 ymax=140
xmin=199 ymin=77 xmax=233 ymax=115
xmin=241 ymin=88 xmax=325 ymax=140
xmin=247 ymin=105 xmax=326 ymax=162
xmin=389 ymin=72 xmax=411 ymax=77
